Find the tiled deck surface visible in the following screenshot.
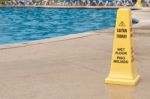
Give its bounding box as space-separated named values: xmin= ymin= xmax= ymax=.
xmin=0 ymin=7 xmax=150 ymax=99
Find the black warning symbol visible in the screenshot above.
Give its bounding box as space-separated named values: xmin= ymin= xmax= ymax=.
xmin=119 ymin=21 xmax=126 ymax=27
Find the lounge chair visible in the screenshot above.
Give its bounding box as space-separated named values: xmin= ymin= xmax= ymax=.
xmin=94 ymin=0 xmax=104 ymax=6
xmin=115 ymin=0 xmax=124 ymax=6
xmin=104 ymin=1 xmax=109 ymax=6
xmin=81 ymin=0 xmax=88 ymax=5
xmin=63 ymin=0 xmax=72 ymax=6
xmin=144 ymin=0 xmax=150 ymax=6
xmin=88 ymin=0 xmax=97 ymax=6
xmin=125 ymin=0 xmax=134 ymax=6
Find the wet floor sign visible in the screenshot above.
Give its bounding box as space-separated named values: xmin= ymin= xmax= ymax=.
xmin=136 ymin=0 xmax=142 ymax=7
xmin=105 ymin=8 xmax=140 ymax=86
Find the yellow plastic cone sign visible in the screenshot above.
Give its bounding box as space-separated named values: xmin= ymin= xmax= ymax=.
xmin=105 ymin=8 xmax=140 ymax=86
xmin=136 ymin=0 xmax=142 ymax=7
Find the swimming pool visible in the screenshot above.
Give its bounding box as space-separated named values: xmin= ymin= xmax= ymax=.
xmin=0 ymin=8 xmax=116 ymax=45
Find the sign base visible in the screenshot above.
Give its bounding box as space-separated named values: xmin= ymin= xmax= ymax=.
xmin=105 ymin=75 xmax=140 ymax=86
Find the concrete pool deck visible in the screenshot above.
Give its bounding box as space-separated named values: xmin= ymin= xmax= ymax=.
xmin=0 ymin=7 xmax=150 ymax=99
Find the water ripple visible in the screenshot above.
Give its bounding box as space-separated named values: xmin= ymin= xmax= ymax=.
xmin=0 ymin=8 xmax=116 ymax=44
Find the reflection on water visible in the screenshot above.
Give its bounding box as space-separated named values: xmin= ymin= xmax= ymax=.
xmin=106 ymin=85 xmax=136 ymax=99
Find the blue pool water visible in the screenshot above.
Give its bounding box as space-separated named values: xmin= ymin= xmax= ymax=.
xmin=0 ymin=8 xmax=116 ymax=45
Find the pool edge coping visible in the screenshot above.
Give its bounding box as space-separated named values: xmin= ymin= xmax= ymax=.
xmin=0 ymin=5 xmax=141 ymax=9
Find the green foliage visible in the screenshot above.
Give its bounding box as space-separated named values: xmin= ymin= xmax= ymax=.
xmin=0 ymin=0 xmax=11 ymax=4
xmin=0 ymin=0 xmax=5 ymax=2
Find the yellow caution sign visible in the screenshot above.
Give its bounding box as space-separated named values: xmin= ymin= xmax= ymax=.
xmin=136 ymin=0 xmax=142 ymax=7
xmin=105 ymin=8 xmax=140 ymax=86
